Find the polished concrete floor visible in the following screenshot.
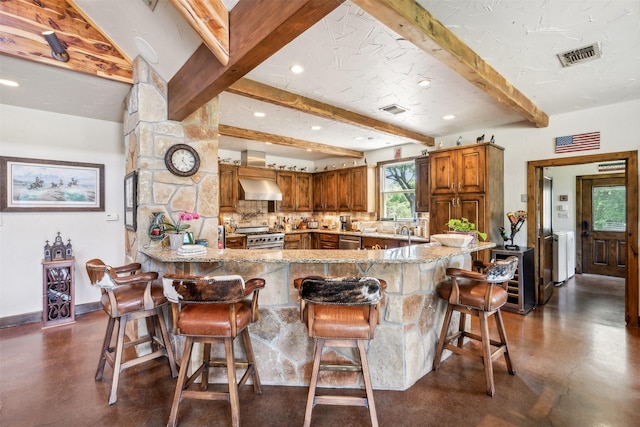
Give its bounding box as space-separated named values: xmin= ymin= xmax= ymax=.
xmin=1 ymin=274 xmax=638 ymax=427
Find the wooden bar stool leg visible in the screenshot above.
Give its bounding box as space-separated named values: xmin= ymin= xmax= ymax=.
xmin=201 ymin=343 xmax=212 ymax=390
xmin=456 ymin=311 xmax=467 ymax=348
xmin=433 ymin=305 xmax=454 ymax=370
xmin=304 ymin=338 xmax=325 ymax=427
xmin=358 ymin=340 xmax=378 ymax=427
xmin=156 ymin=308 xmax=178 ymax=377
xmin=109 ymin=315 xmax=128 ymax=405
xmin=168 ymin=336 xmax=194 ymax=427
xmin=494 ymin=310 xmax=515 ymax=375
xmin=96 ymin=317 xmax=115 ymax=381
xmin=225 ymin=337 xmax=240 ymax=427
xmin=478 ymin=312 xmax=495 ymax=397
xmin=241 ymin=329 xmax=262 ymax=394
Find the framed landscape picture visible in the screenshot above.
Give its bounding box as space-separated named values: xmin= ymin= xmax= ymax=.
xmin=0 ymin=156 xmax=105 ymax=212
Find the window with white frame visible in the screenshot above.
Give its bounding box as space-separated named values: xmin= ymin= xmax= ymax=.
xmin=380 ymin=160 xmax=416 ymax=220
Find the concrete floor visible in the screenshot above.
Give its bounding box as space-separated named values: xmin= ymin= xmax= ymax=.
xmin=1 ymin=273 xmax=638 ymax=427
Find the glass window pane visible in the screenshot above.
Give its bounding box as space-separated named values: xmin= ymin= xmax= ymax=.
xmin=381 ymin=161 xmax=416 ymax=220
xmin=383 ymin=193 xmax=413 ymax=219
xmin=592 ymin=185 xmax=626 ymax=231
xmin=384 ymin=163 xmax=415 ymax=191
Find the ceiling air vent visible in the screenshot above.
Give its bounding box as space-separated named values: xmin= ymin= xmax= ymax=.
xmin=379 ymin=104 xmax=408 ymax=115
xmin=557 ymin=42 xmax=601 ymax=67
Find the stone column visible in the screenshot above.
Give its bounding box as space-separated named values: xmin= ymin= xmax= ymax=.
xmin=123 ymin=56 xmax=219 ymax=261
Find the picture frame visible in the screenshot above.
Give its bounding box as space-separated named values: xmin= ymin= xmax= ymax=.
xmin=124 ymin=171 xmax=137 ymax=231
xmin=0 ymin=156 xmax=105 ymax=212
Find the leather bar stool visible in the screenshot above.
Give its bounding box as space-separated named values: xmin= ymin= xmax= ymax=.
xmin=294 ymin=276 xmax=386 ymax=427
xmin=162 ymin=274 xmax=265 ymax=427
xmin=432 ymin=256 xmax=519 ymax=396
xmin=85 ymin=259 xmax=178 ymax=405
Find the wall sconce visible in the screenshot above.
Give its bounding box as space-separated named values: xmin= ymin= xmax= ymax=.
xmin=42 ymin=31 xmax=69 ymax=62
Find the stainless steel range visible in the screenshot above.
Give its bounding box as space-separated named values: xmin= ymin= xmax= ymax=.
xmin=235 ymin=226 xmax=285 ymax=250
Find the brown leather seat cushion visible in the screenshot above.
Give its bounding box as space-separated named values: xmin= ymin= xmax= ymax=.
xmin=306 ymin=305 xmax=373 ymax=339
xmin=437 ymin=280 xmax=508 ymax=310
xmin=101 ymin=282 xmax=166 ymax=316
xmin=177 ymin=301 xmax=252 ymax=337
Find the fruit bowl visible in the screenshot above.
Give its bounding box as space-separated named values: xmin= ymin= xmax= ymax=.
xmin=431 ymin=234 xmax=474 ymax=247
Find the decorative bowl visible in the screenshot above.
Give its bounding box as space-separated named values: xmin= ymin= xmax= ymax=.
xmin=431 ymin=233 xmax=474 ymax=247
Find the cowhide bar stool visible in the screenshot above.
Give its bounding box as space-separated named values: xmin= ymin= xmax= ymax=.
xmin=162 ymin=274 xmax=265 ymax=427
xmin=85 ymin=259 xmax=177 ymax=405
xmin=294 ymin=276 xmax=386 ymax=427
xmin=432 ymin=256 xmax=519 ymax=396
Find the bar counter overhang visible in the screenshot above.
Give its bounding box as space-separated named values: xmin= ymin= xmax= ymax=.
xmin=141 ymin=242 xmax=495 ymax=391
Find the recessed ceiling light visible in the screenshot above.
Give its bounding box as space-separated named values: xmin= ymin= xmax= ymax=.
xmin=290 ymin=64 xmax=304 ymax=74
xmin=310 ymin=125 xmax=321 ymax=130
xmin=265 ymin=142 xmax=273 ymax=145
xmin=442 ymin=115 xmax=456 ymax=120
xmin=354 ymin=136 xmax=364 ymax=140
xmin=418 ymin=78 xmax=431 ymax=87
xmin=253 ymin=112 xmax=266 ymax=117
xmin=306 ymin=149 xmax=312 ymax=152
xmin=0 ymin=79 xmax=19 ymax=87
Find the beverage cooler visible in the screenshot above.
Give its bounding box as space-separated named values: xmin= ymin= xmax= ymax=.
xmin=552 ymin=230 xmax=575 ymax=284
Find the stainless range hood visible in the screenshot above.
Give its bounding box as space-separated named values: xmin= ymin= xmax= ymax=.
xmin=238 ymin=178 xmax=283 ymax=201
xmin=238 ymin=150 xmax=283 ymax=201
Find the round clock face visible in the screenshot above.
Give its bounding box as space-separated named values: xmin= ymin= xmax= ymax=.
xmin=165 ymin=144 xmax=200 ymax=177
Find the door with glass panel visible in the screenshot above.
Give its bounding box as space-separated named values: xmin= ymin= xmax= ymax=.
xmin=578 ymin=174 xmax=626 ymax=277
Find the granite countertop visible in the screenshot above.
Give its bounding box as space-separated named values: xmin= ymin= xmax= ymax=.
xmin=141 ymin=241 xmax=495 ymax=264
xmin=227 ymin=228 xmax=430 ymax=243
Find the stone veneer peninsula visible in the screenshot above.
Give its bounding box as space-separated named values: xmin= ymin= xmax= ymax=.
xmin=141 ymin=242 xmax=495 ymax=391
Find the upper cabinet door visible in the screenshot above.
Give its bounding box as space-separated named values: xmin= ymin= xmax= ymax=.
xmin=296 ymin=173 xmax=313 ymax=211
xmin=457 ymin=146 xmax=486 ymax=194
xmin=415 ymin=157 xmax=430 ymax=212
xmin=430 ymin=151 xmax=456 ymax=195
xmin=219 ymin=164 xmax=238 ymax=212
xmin=276 ymin=171 xmax=295 ymax=211
xmin=337 ymin=169 xmax=352 ymax=210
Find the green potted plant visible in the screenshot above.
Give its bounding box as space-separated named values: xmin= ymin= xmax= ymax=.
xmin=446 ymin=217 xmax=487 ymax=244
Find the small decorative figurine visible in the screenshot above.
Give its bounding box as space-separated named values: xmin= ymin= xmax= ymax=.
xmin=456 ymin=136 xmax=462 ymax=146
xmin=490 ymin=135 xmax=495 ymax=143
xmin=499 ymin=210 xmax=527 ymax=250
xmin=476 ymin=134 xmax=485 ymax=143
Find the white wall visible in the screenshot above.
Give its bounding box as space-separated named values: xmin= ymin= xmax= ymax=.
xmin=0 ymin=105 xmax=125 ymax=318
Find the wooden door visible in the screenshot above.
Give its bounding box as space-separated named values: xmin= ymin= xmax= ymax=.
xmin=415 ymin=157 xmax=430 ymax=212
xmin=313 ymin=173 xmax=325 ymax=211
xmin=429 ymin=151 xmax=455 ymax=195
xmin=337 ymin=169 xmax=352 ymax=210
xmin=457 ymin=146 xmax=486 ymax=194
xmin=429 ymin=195 xmax=455 ymax=236
xmin=458 ymin=194 xmax=485 ymax=238
xmin=538 ymin=172 xmax=554 ymax=304
xmin=276 ymin=171 xmax=295 ymax=211
xmin=324 ymin=171 xmax=338 ymax=211
xmin=219 ymin=164 xmax=238 ymax=212
xmin=579 ymin=175 xmax=626 ymax=277
xmin=296 ymin=173 xmax=313 ymax=211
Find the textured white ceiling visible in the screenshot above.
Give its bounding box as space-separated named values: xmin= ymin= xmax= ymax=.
xmin=1 ymin=0 xmax=638 ymax=161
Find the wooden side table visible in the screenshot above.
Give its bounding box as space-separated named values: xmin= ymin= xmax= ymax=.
xmin=42 ymin=258 xmax=75 ymax=327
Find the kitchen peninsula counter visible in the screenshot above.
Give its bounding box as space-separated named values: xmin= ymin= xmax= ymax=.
xmin=140 ymin=242 xmax=494 ymax=391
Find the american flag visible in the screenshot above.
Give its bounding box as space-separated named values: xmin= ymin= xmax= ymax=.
xmin=555 ymin=132 xmax=600 ymax=153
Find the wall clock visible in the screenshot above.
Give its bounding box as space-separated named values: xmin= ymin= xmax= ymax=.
xmin=164 ymin=144 xmax=200 ymax=177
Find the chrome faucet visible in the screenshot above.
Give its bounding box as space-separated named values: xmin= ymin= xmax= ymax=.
xmin=399 ymin=225 xmax=412 ymax=246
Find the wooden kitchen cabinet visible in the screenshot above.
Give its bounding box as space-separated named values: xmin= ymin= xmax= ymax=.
xmin=334 ymin=166 xmax=376 ymax=212
xmin=313 ymin=171 xmax=337 ymax=211
xmin=429 ymin=143 xmax=503 ymax=246
xmin=317 ymin=233 xmax=339 ymax=249
xmin=284 ymin=233 xmax=301 ymax=249
xmin=415 ymin=157 xmax=430 ymax=212
xmin=219 ymin=164 xmax=238 ymax=213
xmin=362 ymin=236 xmax=398 ymax=250
xmin=225 ymin=235 xmax=246 ymax=249
xmin=276 ymin=171 xmax=313 ymax=212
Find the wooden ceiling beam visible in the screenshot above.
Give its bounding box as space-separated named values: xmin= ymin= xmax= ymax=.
xmin=168 ymin=0 xmax=344 ymax=121
xmin=227 ymin=78 xmax=435 ymax=146
xmin=0 ymin=0 xmax=132 ymax=83
xmin=219 ymin=124 xmax=364 ymax=159
xmin=352 ymin=0 xmax=549 ymax=128
xmin=169 ymin=0 xmax=229 ymax=66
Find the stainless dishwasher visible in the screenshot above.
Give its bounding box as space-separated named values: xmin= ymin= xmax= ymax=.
xmin=339 ymin=235 xmax=362 ymax=249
